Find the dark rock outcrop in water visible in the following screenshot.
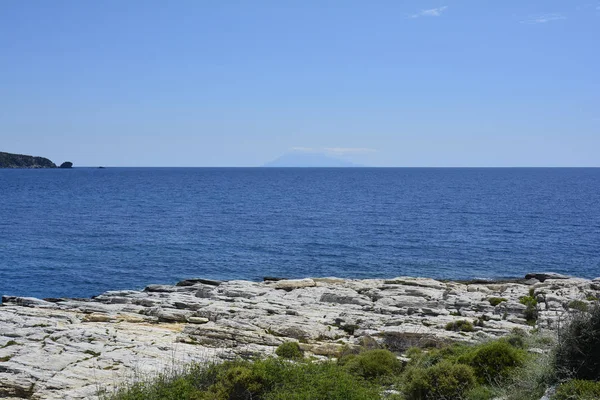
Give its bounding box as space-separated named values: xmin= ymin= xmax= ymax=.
xmin=59 ymin=161 xmax=74 ymax=169
xmin=0 ymin=151 xmax=57 ymax=168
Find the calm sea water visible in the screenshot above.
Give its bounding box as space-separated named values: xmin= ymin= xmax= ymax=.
xmin=1 ymin=168 xmax=599 ymax=299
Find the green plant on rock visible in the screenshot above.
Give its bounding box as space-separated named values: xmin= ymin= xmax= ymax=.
xmin=488 ymin=297 xmax=507 ymax=307
xmin=275 ymin=341 xmax=304 ymax=360
xmin=403 ymin=360 xmax=476 ymax=400
xmin=445 ymin=320 xmax=474 ymax=332
xmin=567 ymin=300 xmax=589 ymax=312
xmin=340 ymin=349 xmax=402 ymax=380
xmin=519 ymin=295 xmax=539 ymax=325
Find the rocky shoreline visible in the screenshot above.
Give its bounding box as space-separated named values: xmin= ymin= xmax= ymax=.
xmin=1 ymin=273 xmax=599 ymax=400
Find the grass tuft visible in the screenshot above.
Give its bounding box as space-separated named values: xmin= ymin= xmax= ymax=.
xmin=445 ymin=320 xmax=474 ymax=332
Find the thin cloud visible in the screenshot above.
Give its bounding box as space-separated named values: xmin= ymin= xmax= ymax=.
xmin=291 ymin=147 xmax=377 ymax=154
xmin=325 ymin=148 xmax=377 ymax=154
xmin=576 ymin=3 xmax=600 ymax=11
xmin=291 ymin=147 xmax=316 ymax=152
xmin=410 ymin=6 xmax=448 ymax=18
xmin=520 ymin=13 xmax=566 ymax=24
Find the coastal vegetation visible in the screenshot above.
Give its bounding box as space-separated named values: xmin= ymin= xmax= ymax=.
xmin=0 ymin=151 xmax=72 ymax=168
xmin=102 ymin=304 xmax=600 ymax=400
xmin=0 ymin=151 xmax=57 ymax=168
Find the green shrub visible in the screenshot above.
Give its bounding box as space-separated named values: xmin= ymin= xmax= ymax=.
xmin=519 ymin=296 xmax=539 ymax=325
xmin=488 ymin=297 xmax=507 ymax=307
xmin=504 ymin=334 xmax=526 ymax=349
xmin=104 ymin=358 xmax=380 ymax=400
xmin=266 ymin=361 xmax=380 ymax=400
xmin=403 ymin=361 xmax=476 ymax=400
xmin=275 ymin=341 xmax=303 ymax=359
xmin=567 ymin=300 xmax=589 ymax=312
xmin=555 ymin=304 xmax=600 ymax=380
xmin=465 ymin=385 xmax=497 ymax=400
xmin=465 ymin=341 xmax=526 ymax=384
xmin=405 ymin=343 xmax=475 ymax=372
xmin=208 ymin=363 xmax=268 ymax=399
xmin=445 ymin=320 xmax=474 ymax=332
xmin=341 ymin=349 xmax=402 ymax=380
xmin=553 ymin=380 xmax=600 ymax=400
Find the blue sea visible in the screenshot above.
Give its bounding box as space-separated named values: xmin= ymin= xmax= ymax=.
xmin=1 ymin=168 xmax=599 ymax=299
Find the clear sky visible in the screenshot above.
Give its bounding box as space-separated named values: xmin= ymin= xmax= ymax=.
xmin=1 ymin=1 xmax=598 ymax=167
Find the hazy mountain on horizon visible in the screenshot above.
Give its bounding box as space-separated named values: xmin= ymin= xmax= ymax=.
xmin=263 ymin=152 xmax=362 ymax=167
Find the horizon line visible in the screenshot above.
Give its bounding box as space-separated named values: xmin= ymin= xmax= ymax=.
xmin=51 ymin=166 xmax=600 ymax=169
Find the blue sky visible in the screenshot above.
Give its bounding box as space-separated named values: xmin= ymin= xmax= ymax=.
xmin=1 ymin=1 xmax=598 ymax=166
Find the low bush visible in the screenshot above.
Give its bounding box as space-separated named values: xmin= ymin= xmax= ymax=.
xmin=275 ymin=341 xmax=303 ymax=359
xmin=567 ymin=299 xmax=589 ymax=312
xmin=504 ymin=334 xmax=526 ymax=349
xmin=488 ymin=297 xmax=507 ymax=307
xmin=554 ymin=304 xmax=600 ymax=380
xmin=519 ymin=295 xmax=539 ymax=325
xmin=465 ymin=385 xmax=497 ymax=400
xmin=267 ymin=361 xmax=380 ymax=400
xmin=553 ymin=380 xmax=600 ymax=400
xmin=465 ymin=341 xmax=526 ymax=384
xmin=104 ymin=358 xmax=380 ymax=400
xmin=405 ymin=343 xmax=473 ymax=372
xmin=403 ymin=360 xmax=476 ymax=400
xmin=206 ymin=363 xmax=269 ymax=399
xmin=445 ymin=320 xmax=474 ymax=332
xmin=340 ymin=349 xmax=402 ymax=380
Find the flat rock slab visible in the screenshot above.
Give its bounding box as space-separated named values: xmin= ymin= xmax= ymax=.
xmin=1 ymin=275 xmax=597 ymax=399
xmin=525 ymin=272 xmax=572 ymax=282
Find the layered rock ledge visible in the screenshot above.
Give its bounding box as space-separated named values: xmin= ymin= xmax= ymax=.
xmin=1 ymin=274 xmax=599 ymax=399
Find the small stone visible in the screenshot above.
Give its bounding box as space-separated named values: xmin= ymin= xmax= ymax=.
xmin=187 ymin=317 xmax=209 ymax=324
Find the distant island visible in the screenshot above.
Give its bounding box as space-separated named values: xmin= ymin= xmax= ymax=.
xmin=263 ymin=152 xmax=362 ymax=167
xmin=0 ymin=151 xmax=72 ymax=169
